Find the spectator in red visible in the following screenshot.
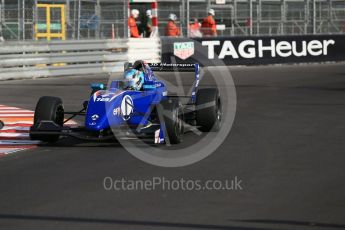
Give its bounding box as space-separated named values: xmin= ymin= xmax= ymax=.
xmin=145 ymin=10 xmax=153 ymax=37
xmin=165 ymin=14 xmax=181 ymax=37
xmin=201 ymin=9 xmax=217 ymax=37
xmin=189 ymin=18 xmax=202 ymax=37
xmin=129 ymin=9 xmax=140 ymax=38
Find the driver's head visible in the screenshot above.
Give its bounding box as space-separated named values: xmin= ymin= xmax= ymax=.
xmin=124 ymin=69 xmax=144 ymax=91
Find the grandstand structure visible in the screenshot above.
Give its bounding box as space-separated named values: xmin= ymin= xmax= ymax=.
xmin=0 ymin=0 xmax=344 ymax=40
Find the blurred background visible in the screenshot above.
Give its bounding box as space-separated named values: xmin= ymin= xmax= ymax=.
xmin=0 ymin=0 xmax=344 ymax=40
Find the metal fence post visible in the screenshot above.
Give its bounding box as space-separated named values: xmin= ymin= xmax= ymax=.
xmin=328 ymin=0 xmax=332 ymax=33
xmin=186 ymin=0 xmax=190 ymax=37
xmin=249 ymin=0 xmax=253 ymax=35
xmin=95 ymin=0 xmax=100 ymax=39
xmin=304 ymin=0 xmax=309 ymax=34
xmin=124 ymin=0 xmax=128 ymax=39
xmin=257 ymin=0 xmax=261 ymax=35
xmin=0 ymin=1 xmax=2 ymax=38
xmin=281 ymin=0 xmax=285 ymax=35
xmin=313 ymin=0 xmax=316 ymax=34
xmin=22 ymin=0 xmax=25 ymax=40
xmin=234 ymin=0 xmax=237 ymax=35
xmin=77 ymin=0 xmax=81 ymax=40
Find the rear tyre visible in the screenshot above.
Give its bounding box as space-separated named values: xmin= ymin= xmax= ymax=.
xmin=30 ymin=96 xmax=64 ymax=142
xmin=196 ymin=88 xmax=222 ymax=132
xmin=160 ymin=99 xmax=184 ymax=144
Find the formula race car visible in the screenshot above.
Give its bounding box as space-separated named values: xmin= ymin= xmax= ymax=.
xmin=30 ymin=60 xmax=222 ymax=145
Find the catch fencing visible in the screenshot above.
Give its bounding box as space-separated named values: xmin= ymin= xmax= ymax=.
xmin=1 ymin=0 xmax=344 ymax=41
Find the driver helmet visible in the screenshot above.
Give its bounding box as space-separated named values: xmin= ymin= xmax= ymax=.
xmin=123 ymin=69 xmax=144 ymax=91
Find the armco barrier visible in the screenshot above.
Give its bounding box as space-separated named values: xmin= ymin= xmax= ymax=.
xmin=161 ymin=34 xmax=345 ymax=66
xmin=0 ymin=38 xmax=161 ymax=80
xmin=127 ymin=38 xmax=161 ymax=63
xmin=3 ymin=34 xmax=343 ymax=80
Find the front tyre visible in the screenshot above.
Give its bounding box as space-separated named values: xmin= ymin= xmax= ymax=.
xmin=160 ymin=99 xmax=184 ymax=144
xmin=196 ymin=88 xmax=222 ymax=132
xmin=30 ymin=96 xmax=64 ymax=142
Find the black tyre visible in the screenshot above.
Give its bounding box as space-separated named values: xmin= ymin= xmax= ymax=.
xmin=31 ymin=96 xmax=64 ymax=142
xmin=196 ymin=88 xmax=222 ymax=132
xmin=160 ymin=99 xmax=184 ymax=144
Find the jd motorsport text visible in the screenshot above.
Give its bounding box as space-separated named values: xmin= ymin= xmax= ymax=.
xmin=202 ymin=39 xmax=335 ymax=59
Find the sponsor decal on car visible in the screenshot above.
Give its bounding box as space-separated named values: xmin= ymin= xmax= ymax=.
xmin=96 ymin=97 xmax=110 ymax=102
xmin=113 ymin=107 xmax=121 ymax=116
xmin=91 ymin=114 xmax=99 ymax=121
xmin=94 ymin=91 xmax=125 ymax=103
xmin=121 ymin=95 xmax=134 ymax=121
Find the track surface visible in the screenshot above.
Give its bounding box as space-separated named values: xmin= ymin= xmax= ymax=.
xmin=0 ymin=64 xmax=344 ymax=230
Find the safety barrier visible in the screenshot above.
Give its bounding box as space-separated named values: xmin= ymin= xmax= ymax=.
xmin=127 ymin=38 xmax=161 ymax=63
xmin=5 ymin=34 xmax=343 ymax=80
xmin=0 ymin=38 xmax=161 ymax=80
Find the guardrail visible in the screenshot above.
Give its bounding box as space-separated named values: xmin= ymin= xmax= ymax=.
xmin=0 ymin=38 xmax=161 ymax=80
xmin=127 ymin=38 xmax=161 ymax=63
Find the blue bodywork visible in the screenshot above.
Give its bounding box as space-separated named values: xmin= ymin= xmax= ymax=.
xmin=30 ymin=62 xmax=200 ymax=144
xmin=85 ymin=82 xmax=167 ymax=130
xmin=84 ymin=62 xmax=176 ymax=143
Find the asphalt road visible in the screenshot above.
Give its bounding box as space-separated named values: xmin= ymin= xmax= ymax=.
xmin=0 ymin=63 xmax=344 ymax=230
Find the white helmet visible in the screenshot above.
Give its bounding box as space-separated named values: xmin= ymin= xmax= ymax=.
xmin=146 ymin=9 xmax=152 ymax=17
xmin=208 ymin=9 xmax=215 ymax=16
xmin=131 ymin=9 xmax=140 ymax=17
xmin=168 ymin=13 xmax=177 ymax=21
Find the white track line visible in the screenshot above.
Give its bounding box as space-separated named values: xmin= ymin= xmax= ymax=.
xmin=0 ymin=107 xmax=28 ymax=110
xmin=0 ymin=104 xmax=78 ymax=157
xmin=0 ymin=148 xmax=33 ymax=154
xmin=0 ymin=140 xmax=41 ymax=145
xmin=4 ymin=121 xmax=33 ymax=125
xmin=0 ymin=110 xmax=33 ymax=113
xmin=0 ymin=133 xmax=30 ymax=137
xmin=0 ymin=114 xmax=34 ymax=117
xmin=0 ymin=148 xmax=21 ymax=154
xmin=1 ymin=126 xmax=30 ymax=131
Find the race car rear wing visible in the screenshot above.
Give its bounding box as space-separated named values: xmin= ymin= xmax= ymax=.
xmin=148 ymin=63 xmax=200 ymax=103
xmin=124 ymin=62 xmax=198 ymax=72
xmin=147 ymin=63 xmax=197 ymax=72
xmin=124 ymin=62 xmax=200 ymax=102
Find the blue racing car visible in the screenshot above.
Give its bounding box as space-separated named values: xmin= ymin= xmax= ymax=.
xmin=30 ymin=60 xmax=222 ymax=144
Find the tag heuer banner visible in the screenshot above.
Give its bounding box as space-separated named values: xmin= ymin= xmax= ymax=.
xmin=173 ymin=42 xmax=195 ymax=60
xmin=161 ymin=35 xmax=345 ymax=66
